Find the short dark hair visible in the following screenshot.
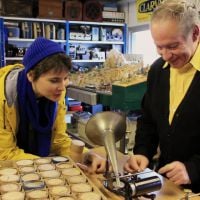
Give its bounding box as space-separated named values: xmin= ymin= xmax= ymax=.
xmin=31 ymin=53 xmax=72 ymax=81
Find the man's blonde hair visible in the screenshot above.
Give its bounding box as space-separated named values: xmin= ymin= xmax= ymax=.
xmin=151 ymin=0 xmax=200 ymax=38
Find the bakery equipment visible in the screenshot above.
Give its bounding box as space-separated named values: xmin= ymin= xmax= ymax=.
xmin=0 ymin=156 xmax=108 ymax=200
xmin=85 ymin=111 xmax=162 ymax=199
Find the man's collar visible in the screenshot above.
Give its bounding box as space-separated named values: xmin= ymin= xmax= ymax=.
xmin=190 ymin=42 xmax=200 ymax=71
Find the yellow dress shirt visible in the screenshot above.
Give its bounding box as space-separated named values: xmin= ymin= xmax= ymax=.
xmin=168 ymin=43 xmax=200 ymax=124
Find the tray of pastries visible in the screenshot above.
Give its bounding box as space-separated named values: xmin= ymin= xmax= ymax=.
xmin=0 ymin=156 xmax=107 ymax=200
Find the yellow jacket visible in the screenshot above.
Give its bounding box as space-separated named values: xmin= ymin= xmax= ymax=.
xmin=0 ymin=64 xmax=72 ymax=160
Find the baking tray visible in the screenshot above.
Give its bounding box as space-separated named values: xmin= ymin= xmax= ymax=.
xmin=0 ymin=156 xmax=108 ymax=200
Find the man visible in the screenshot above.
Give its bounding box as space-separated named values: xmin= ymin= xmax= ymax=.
xmin=124 ymin=0 xmax=200 ymax=192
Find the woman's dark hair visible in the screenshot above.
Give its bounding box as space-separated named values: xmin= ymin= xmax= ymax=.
xmin=31 ymin=53 xmax=72 ymax=81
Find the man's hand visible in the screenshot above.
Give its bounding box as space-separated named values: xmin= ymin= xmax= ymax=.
xmin=77 ymin=152 xmax=106 ymax=174
xmin=158 ymin=161 xmax=191 ymax=185
xmin=124 ymin=154 xmax=149 ymax=173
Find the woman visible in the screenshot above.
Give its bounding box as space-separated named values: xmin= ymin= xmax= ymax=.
xmin=0 ymin=37 xmax=106 ymax=173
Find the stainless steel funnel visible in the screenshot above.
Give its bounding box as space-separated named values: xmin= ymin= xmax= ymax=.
xmin=85 ymin=111 xmax=126 ymax=187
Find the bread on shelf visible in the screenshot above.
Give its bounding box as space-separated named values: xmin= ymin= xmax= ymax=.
xmin=21 ymin=173 xmax=40 ymax=182
xmin=71 ymin=183 xmax=92 ymax=193
xmin=34 ymin=158 xmax=51 ymax=165
xmin=49 ymin=185 xmax=70 ymax=197
xmin=16 ymin=159 xmax=34 ymax=167
xmin=0 ymin=182 xmax=21 ymax=193
xmin=78 ymin=192 xmax=101 ymax=200
xmin=67 ymin=175 xmax=86 ymax=184
xmin=0 ymin=168 xmax=18 ymax=175
xmin=37 ymin=163 xmax=55 ymax=171
xmin=26 ymin=189 xmax=48 ymax=199
xmin=40 ymin=169 xmax=60 ymax=178
xmin=19 ymin=166 xmax=36 ymax=173
xmin=0 ymin=174 xmax=20 ymax=183
xmin=45 ymin=178 xmax=65 ymax=187
xmin=62 ymin=168 xmax=80 ymax=177
xmin=1 ymin=191 xmax=25 ymax=200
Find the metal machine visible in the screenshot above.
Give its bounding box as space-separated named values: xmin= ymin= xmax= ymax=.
xmin=85 ymin=111 xmax=162 ymax=200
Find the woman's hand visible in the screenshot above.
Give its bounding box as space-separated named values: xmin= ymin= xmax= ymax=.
xmin=124 ymin=154 xmax=149 ymax=173
xmin=77 ymin=152 xmax=107 ymax=174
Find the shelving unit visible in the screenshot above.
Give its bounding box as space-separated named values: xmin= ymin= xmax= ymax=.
xmin=0 ymin=19 xmax=4 ymax=66
xmin=66 ymin=20 xmax=127 ymax=67
xmin=0 ymin=16 xmax=127 ymax=68
xmin=0 ymin=16 xmax=67 ymax=67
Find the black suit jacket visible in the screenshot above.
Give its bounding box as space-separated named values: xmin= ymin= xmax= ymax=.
xmin=134 ymin=57 xmax=200 ymax=192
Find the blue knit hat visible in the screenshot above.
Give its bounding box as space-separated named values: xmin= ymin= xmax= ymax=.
xmin=23 ymin=37 xmax=65 ymax=73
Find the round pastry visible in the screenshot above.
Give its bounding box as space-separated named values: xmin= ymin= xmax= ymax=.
xmin=40 ymin=170 xmax=60 ymax=178
xmin=21 ymin=173 xmax=40 ymax=182
xmin=57 ymin=197 xmax=75 ymax=200
xmin=1 ymin=191 xmax=25 ymax=200
xmin=23 ymin=180 xmax=45 ymax=191
xmin=0 ymin=174 xmax=20 ymax=182
xmin=56 ymin=162 xmax=73 ymax=170
xmin=26 ymin=189 xmax=48 ymax=199
xmin=71 ymin=183 xmax=92 ymax=193
xmin=45 ymin=178 xmax=65 ymax=187
xmin=34 ymin=158 xmax=51 ymax=165
xmin=62 ymin=168 xmax=80 ymax=177
xmin=0 ymin=183 xmax=21 ymax=193
xmin=37 ymin=163 xmax=55 ymax=171
xmin=0 ymin=168 xmax=18 ymax=175
xmin=19 ymin=166 xmax=35 ymax=174
xmin=52 ymin=156 xmax=69 ymax=163
xmin=67 ymin=175 xmax=86 ymax=184
xmin=78 ymin=192 xmax=101 ymax=200
xmin=49 ymin=185 xmax=70 ymax=197
xmin=15 ymin=159 xmax=33 ymax=166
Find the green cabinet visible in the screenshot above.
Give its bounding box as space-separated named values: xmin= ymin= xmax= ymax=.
xmin=98 ymin=81 xmax=147 ymax=111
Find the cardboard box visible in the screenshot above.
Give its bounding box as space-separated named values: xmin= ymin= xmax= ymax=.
xmin=38 ymin=0 xmax=63 ymax=19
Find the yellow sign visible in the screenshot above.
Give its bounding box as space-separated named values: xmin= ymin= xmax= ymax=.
xmin=136 ymin=0 xmax=164 ymax=22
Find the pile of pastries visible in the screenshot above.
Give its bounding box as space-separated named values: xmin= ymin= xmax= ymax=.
xmin=0 ymin=156 xmax=105 ymax=200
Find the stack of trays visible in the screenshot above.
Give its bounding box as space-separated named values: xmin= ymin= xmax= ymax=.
xmin=0 ymin=156 xmax=107 ymax=200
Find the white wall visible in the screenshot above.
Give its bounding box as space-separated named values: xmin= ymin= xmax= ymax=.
xmin=118 ymin=1 xmax=159 ymax=66
xmin=119 ymin=0 xmax=150 ymax=32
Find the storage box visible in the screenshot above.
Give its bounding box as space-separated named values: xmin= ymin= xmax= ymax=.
xmin=38 ymin=0 xmax=64 ymax=19
xmin=1 ymin=0 xmax=33 ymax=17
xmin=83 ymin=0 xmax=103 ymax=22
xmin=65 ymin=0 xmax=82 ymax=21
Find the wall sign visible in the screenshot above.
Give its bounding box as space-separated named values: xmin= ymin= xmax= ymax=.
xmin=136 ymin=0 xmax=164 ymax=22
